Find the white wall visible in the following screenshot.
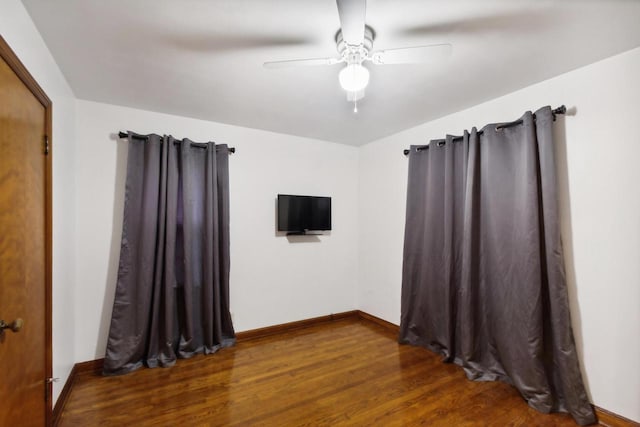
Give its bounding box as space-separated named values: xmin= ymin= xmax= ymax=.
xmin=74 ymin=100 xmax=359 ymax=362
xmin=0 ymin=0 xmax=77 ymax=404
xmin=358 ymin=47 xmax=640 ymax=421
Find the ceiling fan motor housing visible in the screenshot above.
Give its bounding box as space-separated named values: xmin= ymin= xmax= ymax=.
xmin=336 ymin=25 xmax=375 ymax=64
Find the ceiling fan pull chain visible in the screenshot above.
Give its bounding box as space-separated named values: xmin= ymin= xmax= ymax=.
xmin=354 ymin=97 xmax=358 ymax=113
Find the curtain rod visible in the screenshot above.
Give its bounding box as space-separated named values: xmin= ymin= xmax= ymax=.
xmin=118 ymin=131 xmax=236 ymax=154
xmin=402 ymin=105 xmax=567 ymax=156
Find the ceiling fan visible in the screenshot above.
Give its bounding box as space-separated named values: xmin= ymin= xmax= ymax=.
xmin=263 ymin=0 xmax=452 ymax=112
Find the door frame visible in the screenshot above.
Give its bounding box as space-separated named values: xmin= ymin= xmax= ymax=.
xmin=0 ymin=36 xmax=53 ymax=425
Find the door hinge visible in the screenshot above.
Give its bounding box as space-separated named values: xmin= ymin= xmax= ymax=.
xmin=45 ymin=378 xmax=59 ymax=401
xmin=44 ymin=135 xmax=49 ymax=155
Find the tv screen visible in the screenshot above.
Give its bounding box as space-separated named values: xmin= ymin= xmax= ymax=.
xmin=278 ymin=194 xmax=331 ymax=233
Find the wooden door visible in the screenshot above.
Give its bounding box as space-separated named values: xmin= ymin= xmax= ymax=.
xmin=0 ymin=37 xmax=52 ymax=426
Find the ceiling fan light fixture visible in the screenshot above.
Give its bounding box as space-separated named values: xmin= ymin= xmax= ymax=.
xmin=338 ymin=63 xmax=370 ymax=92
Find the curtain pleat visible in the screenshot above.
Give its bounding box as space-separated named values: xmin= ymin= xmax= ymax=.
xmin=103 ymin=134 xmax=235 ymax=376
xmin=400 ymin=107 xmax=595 ymax=425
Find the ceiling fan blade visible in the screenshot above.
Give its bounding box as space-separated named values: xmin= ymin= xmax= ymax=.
xmin=398 ymin=10 xmax=548 ymax=37
xmin=162 ymin=33 xmax=313 ymax=53
xmin=336 ymin=0 xmax=366 ymax=45
xmin=263 ymin=57 xmax=343 ymax=69
xmin=370 ymin=44 xmax=452 ymax=65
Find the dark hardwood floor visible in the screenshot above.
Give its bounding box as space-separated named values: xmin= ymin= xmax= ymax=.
xmin=59 ymin=317 xmax=583 ymax=426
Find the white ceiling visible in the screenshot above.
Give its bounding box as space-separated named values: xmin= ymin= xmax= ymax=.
xmin=21 ymin=0 xmax=640 ymax=146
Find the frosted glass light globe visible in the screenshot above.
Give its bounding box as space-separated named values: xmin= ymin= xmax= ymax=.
xmin=338 ymin=63 xmax=370 ymax=92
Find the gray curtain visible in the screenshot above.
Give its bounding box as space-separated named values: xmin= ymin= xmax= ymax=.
xmin=103 ymin=133 xmax=235 ymax=376
xmin=400 ymin=107 xmax=595 ymax=425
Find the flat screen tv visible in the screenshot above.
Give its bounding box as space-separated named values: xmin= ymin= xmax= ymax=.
xmin=277 ymin=194 xmax=331 ymax=234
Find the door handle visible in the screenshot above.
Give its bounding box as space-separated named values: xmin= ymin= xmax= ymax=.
xmin=0 ymin=318 xmax=24 ymax=333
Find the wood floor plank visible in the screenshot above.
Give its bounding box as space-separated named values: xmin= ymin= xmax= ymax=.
xmin=59 ymin=318 xmax=585 ymax=426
